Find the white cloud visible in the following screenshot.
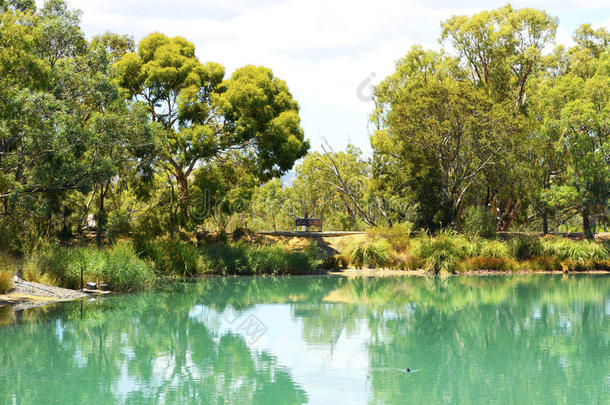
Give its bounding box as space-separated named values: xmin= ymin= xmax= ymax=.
xmin=38 ymin=0 xmax=610 ymax=154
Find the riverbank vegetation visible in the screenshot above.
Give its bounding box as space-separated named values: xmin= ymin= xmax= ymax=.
xmin=341 ymin=227 xmax=610 ymax=274
xmin=0 ymin=1 xmax=608 ymax=291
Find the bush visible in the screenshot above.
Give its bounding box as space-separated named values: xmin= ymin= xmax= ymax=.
xmin=24 ymin=244 xmax=154 ymax=292
xmin=463 ymin=206 xmax=496 ymax=239
xmin=22 ymin=255 xmax=59 ymax=286
xmin=408 ymin=231 xmax=472 ymax=275
xmin=411 ymin=231 xmax=470 ymax=258
xmin=347 ymin=238 xmax=391 ymax=269
xmin=458 ymin=257 xmax=517 ymax=272
xmin=468 ymin=239 xmax=511 ymax=258
xmin=304 ymin=241 xmax=338 ymax=269
xmin=367 ymin=222 xmax=412 ymax=252
xmin=522 ymin=256 xmax=561 ymax=271
xmin=0 ymin=269 xmax=14 ymax=294
xmin=511 ymin=235 xmax=543 ymax=260
xmin=541 ymin=238 xmax=610 ymax=263
xmin=100 ymin=243 xmax=155 ymax=291
xmin=134 ymin=237 xmax=199 ymax=276
xmin=425 ymin=250 xmax=458 ymax=274
xmin=107 ymin=209 xmax=132 ymax=241
xmin=199 ymin=243 xmax=317 ymax=275
xmin=389 ymin=253 xmax=424 ymax=270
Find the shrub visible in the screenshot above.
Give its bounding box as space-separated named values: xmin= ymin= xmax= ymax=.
xmin=411 ymin=231 xmax=470 ymax=258
xmin=304 ymin=241 xmax=337 ymax=269
xmin=367 ymin=222 xmax=412 ymax=252
xmin=347 ymin=238 xmax=392 ymax=269
xmin=22 ymin=255 xmax=59 ymax=286
xmin=24 ymin=244 xmax=154 ymax=291
xmin=0 ymin=270 xmax=14 ymax=294
xmin=469 ymin=239 xmax=511 ymax=258
xmin=463 ymin=206 xmax=496 ymax=239
xmin=0 ymin=271 xmax=13 ymax=293
xmin=388 ymin=253 xmax=424 ymax=270
xmin=134 ymin=237 xmax=199 ymax=276
xmin=523 ymin=256 xmax=561 ymax=271
xmin=425 ymin=250 xmax=458 ymax=274
xmin=511 ymin=235 xmax=543 ymax=260
xmin=100 ymin=243 xmax=155 ymax=291
xmin=458 ymin=257 xmax=517 ymax=272
xmin=107 ymin=209 xmax=132 ymax=241
xmin=409 ymin=231 xmax=473 ymax=275
xmin=541 ymin=238 xmax=610 ymax=263
xmin=199 ymin=243 xmax=316 ymax=275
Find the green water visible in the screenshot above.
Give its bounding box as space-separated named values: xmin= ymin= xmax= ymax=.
xmin=0 ymin=275 xmax=608 ymax=404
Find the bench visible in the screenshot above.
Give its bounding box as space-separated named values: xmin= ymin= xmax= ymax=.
xmin=295 ymin=217 xmax=322 ymax=232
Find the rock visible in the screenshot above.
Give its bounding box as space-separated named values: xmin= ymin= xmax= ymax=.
xmin=86 ymin=282 xmax=97 ymax=290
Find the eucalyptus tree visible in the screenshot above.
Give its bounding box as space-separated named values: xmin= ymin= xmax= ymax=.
xmin=115 ymin=34 xmax=309 ymax=228
xmin=371 ymin=5 xmax=558 ymax=230
xmin=0 ymin=0 xmax=158 ymax=249
xmin=537 ymin=35 xmax=610 ymax=238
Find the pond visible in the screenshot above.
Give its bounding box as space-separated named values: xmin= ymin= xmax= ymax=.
xmin=1 ymin=275 xmax=608 ymax=404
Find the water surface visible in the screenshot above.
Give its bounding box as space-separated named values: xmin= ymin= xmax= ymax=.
xmin=1 ymin=275 xmax=608 ymax=404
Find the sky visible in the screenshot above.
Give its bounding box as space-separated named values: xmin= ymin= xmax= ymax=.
xmin=41 ymin=0 xmax=610 ymax=155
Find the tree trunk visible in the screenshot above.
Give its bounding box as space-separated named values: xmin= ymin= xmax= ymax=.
xmin=96 ymin=182 xmax=109 ymax=247
xmin=542 ymin=210 xmax=548 ymax=235
xmin=175 ymin=171 xmax=190 ymax=227
xmin=583 ymin=207 xmax=594 ymax=240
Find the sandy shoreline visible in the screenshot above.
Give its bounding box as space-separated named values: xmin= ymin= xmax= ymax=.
xmin=0 ymin=277 xmax=88 ymax=310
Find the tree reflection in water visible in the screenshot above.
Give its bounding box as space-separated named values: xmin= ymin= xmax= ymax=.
xmin=1 ymin=275 xmax=608 ymax=404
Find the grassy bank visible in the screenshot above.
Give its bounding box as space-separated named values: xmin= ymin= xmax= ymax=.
xmin=3 ymin=229 xmax=609 ymax=294
xmin=6 ymin=238 xmax=330 ymax=292
xmin=341 ymin=227 xmax=610 ymax=274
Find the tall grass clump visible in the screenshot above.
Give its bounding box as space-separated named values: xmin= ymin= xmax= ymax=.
xmin=510 ymin=235 xmax=543 ymax=260
xmin=199 ymin=243 xmax=317 ymax=275
xmin=0 ymin=271 xmax=12 ymax=294
xmin=23 ymin=244 xmax=154 ymax=292
xmin=99 ymin=243 xmax=155 ymax=291
xmin=467 ymin=239 xmax=511 ymax=258
xmin=0 ymin=254 xmax=16 ymax=293
xmin=541 ymin=238 xmax=610 ymax=263
xmin=347 ymin=238 xmax=391 ymax=269
xmin=133 ymin=237 xmax=199 ymax=276
xmin=410 ymin=231 xmax=470 ymax=274
xmin=367 ymin=222 xmax=412 ymax=251
xmin=458 ymin=257 xmax=517 ymax=272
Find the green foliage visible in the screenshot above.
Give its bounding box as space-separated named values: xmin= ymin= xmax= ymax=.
xmin=458 ymin=257 xmax=517 ymax=272
xmin=410 ymin=231 xmax=470 ymax=261
xmin=347 ymin=238 xmax=391 ymax=269
xmin=133 ymin=237 xmax=199 ymax=277
xmin=25 ymin=244 xmax=154 ymax=291
xmin=511 ymin=235 xmax=543 ymax=260
xmin=467 ymin=239 xmax=511 ymax=258
xmin=367 ymin=222 xmax=412 ymax=251
xmin=425 ymin=250 xmax=458 ymax=275
xmin=199 ymin=243 xmax=318 ymax=275
xmin=0 ymin=270 xmax=13 ymax=293
xmin=523 ymin=256 xmax=562 ymax=271
xmin=0 ymin=254 xmax=17 ymax=293
xmin=541 ymin=237 xmax=610 ymax=263
xmin=463 ymin=206 xmax=497 ymax=238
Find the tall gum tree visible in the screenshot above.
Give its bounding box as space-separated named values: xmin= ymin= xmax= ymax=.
xmin=115 ymin=34 xmax=308 ymax=227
